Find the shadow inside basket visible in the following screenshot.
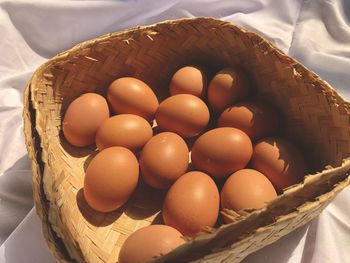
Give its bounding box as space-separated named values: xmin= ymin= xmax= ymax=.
xmin=76 ymin=177 xmax=166 ymax=227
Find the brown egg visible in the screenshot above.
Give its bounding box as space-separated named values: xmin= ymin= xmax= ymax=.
xmin=140 ymin=132 xmax=189 ymax=189
xmin=169 ymin=66 xmax=207 ymax=98
xmin=162 ymin=171 xmax=220 ymax=236
xmin=118 ymin=225 xmax=185 ymax=263
xmin=107 ymin=77 xmax=159 ymax=122
xmin=62 ymin=93 xmax=109 ymax=147
xmin=251 ymin=137 xmax=308 ymax=190
xmin=218 ymin=102 xmax=279 ymax=141
xmin=221 ymin=169 xmax=277 ymax=214
xmin=83 ymin=147 xmax=139 ymax=212
xmin=95 ymin=114 xmax=153 ymax=152
xmin=208 ymin=68 xmax=250 ymax=112
xmin=155 ymin=94 xmax=210 ymax=138
xmin=191 ymin=127 xmax=253 ymax=180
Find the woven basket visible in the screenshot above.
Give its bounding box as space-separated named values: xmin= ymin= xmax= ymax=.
xmin=23 ymin=17 xmax=350 ymax=263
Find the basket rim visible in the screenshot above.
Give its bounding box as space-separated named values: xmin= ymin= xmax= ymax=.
xmin=31 ymin=16 xmax=350 ymax=109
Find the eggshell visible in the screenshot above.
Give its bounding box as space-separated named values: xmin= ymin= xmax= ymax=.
xmin=221 ymin=169 xmax=277 ymax=214
xmin=118 ymin=225 xmax=185 ymax=263
xmin=169 ymin=66 xmax=207 ymax=98
xmin=191 ymin=127 xmax=253 ymax=180
xmin=162 ymin=171 xmax=220 ymax=236
xmin=251 ymin=137 xmax=308 ymax=190
xmin=140 ymin=132 xmax=189 ymax=189
xmin=62 ymin=93 xmax=109 ymax=147
xmin=155 ymin=94 xmax=210 ymax=138
xmin=208 ymin=68 xmax=250 ymax=112
xmin=218 ymin=102 xmax=279 ymax=140
xmin=107 ymin=77 xmax=159 ymax=122
xmin=83 ymin=147 xmax=139 ymax=212
xmin=95 ymin=114 xmax=153 ymax=152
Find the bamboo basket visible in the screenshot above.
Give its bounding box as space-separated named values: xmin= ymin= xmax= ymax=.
xmin=23 ymin=17 xmax=350 ymax=263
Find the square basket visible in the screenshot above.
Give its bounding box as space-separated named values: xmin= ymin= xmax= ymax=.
xmin=23 ymin=17 xmax=350 ymax=263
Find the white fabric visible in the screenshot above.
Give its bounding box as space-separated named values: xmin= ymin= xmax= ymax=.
xmin=0 ymin=0 xmax=349 ymax=262
xmin=0 ymin=209 xmax=55 ymax=263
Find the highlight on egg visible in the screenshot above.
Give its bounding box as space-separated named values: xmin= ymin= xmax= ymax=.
xmin=218 ymin=101 xmax=279 ymax=140
xmin=118 ymin=225 xmax=185 ymax=263
xmin=95 ymin=114 xmax=153 ymax=153
xmin=140 ymin=132 xmax=189 ymax=189
xmin=62 ymin=93 xmax=110 ymax=147
xmin=83 ymin=147 xmax=139 ymax=213
xmin=251 ymin=137 xmax=309 ymax=190
xmin=155 ymin=94 xmax=210 ymax=138
xmin=169 ymin=65 xmax=207 ymax=98
xmin=162 ymin=171 xmax=220 ymax=236
xmin=107 ymin=77 xmax=159 ymax=122
xmin=221 ymin=169 xmax=277 ymax=214
xmin=207 ymin=67 xmax=251 ymax=112
xmin=191 ymin=127 xmax=253 ymax=180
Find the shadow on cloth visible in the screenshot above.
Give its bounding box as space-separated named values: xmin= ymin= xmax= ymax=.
xmin=242 ymin=221 xmax=312 ymax=263
xmin=0 ymin=155 xmax=34 ymax=245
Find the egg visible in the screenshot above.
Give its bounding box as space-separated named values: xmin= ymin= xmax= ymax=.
xmin=155 ymin=94 xmax=210 ymax=138
xmin=251 ymin=137 xmax=308 ymax=190
xmin=118 ymin=225 xmax=185 ymax=263
xmin=221 ymin=169 xmax=277 ymax=214
xmin=162 ymin=171 xmax=220 ymax=236
xmin=208 ymin=68 xmax=250 ymax=112
xmin=191 ymin=127 xmax=253 ymax=180
xmin=83 ymin=147 xmax=139 ymax=212
xmin=95 ymin=114 xmax=153 ymax=153
xmin=140 ymin=132 xmax=189 ymax=189
xmin=218 ymin=102 xmax=279 ymax=140
xmin=62 ymin=93 xmax=109 ymax=147
xmin=107 ymin=77 xmax=159 ymax=122
xmin=169 ymin=66 xmax=207 ymax=98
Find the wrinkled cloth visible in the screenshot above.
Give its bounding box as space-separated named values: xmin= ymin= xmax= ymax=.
xmin=0 ymin=0 xmax=349 ymax=262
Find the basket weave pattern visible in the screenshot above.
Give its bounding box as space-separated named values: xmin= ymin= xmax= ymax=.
xmin=23 ymin=18 xmax=350 ymax=262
